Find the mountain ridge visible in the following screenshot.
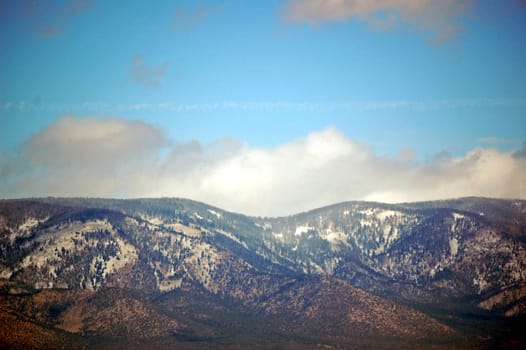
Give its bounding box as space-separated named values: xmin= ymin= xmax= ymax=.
xmin=1 ymin=196 xmax=525 ymax=349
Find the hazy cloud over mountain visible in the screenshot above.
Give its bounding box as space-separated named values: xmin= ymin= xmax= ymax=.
xmin=2 ymin=117 xmax=167 ymax=199
xmin=1 ymin=116 xmax=524 ymax=216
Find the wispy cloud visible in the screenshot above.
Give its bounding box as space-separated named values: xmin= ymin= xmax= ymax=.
xmin=36 ymin=23 xmax=63 ymax=37
xmin=282 ymin=0 xmax=474 ymax=45
xmin=1 ymin=0 xmax=94 ymax=38
xmin=172 ymin=2 xmax=220 ymax=32
xmin=3 ymin=98 xmax=526 ymax=113
xmin=129 ymin=55 xmax=169 ymax=88
xmin=61 ymin=0 xmax=93 ymax=17
xmin=478 ymin=137 xmax=517 ymax=145
xmin=1 ymin=116 xmax=524 ymax=216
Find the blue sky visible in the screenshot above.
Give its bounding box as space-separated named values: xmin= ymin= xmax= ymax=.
xmin=1 ymin=0 xmax=525 ymax=214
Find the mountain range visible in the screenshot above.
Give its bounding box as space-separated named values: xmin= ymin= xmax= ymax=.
xmin=1 ymin=197 xmax=525 ymax=349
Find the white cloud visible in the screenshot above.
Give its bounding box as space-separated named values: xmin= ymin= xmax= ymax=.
xmin=4 ymin=116 xmax=168 ymax=198
xmin=1 ymin=116 xmax=524 ymax=216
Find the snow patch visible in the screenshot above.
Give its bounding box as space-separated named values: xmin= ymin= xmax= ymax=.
xmin=319 ymin=228 xmax=349 ymax=248
xmin=473 ymin=276 xmax=489 ymax=294
xmin=383 ymin=224 xmax=392 ymax=239
xmin=449 ymin=238 xmax=459 ymax=257
xmin=216 ymin=229 xmax=248 ymax=249
xmin=358 ymin=208 xmax=375 ymax=216
xmin=376 ymin=210 xmax=401 ymax=221
xmin=208 ymin=209 xmax=222 ymax=218
xmin=358 ymin=209 xmax=404 ymax=227
xmin=295 ymin=225 xmax=312 ymax=236
xmin=143 ymin=216 xmax=164 ymax=225
xmin=106 ymin=236 xmax=138 ymax=274
xmin=0 ymin=268 xmax=12 ymax=279
xmin=272 ymin=232 xmax=284 ymax=241
xmin=450 ymin=213 xmax=465 ymax=231
xmin=452 ymin=213 xmax=465 ymax=220
xmin=308 ymin=261 xmax=325 ymax=274
xmin=360 ymin=218 xmax=373 ymax=227
xmin=10 ymin=217 xmax=47 ymax=243
xmin=159 ymin=278 xmax=182 ymax=292
xmin=324 ymin=231 xmax=347 ymax=243
xmin=19 ymin=217 xmax=41 ymax=232
xmin=169 ymin=223 xmax=202 ymax=236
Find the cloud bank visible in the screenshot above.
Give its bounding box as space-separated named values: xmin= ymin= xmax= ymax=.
xmin=1 ymin=116 xmax=524 ymax=216
xmin=282 ymin=0 xmax=474 ymax=45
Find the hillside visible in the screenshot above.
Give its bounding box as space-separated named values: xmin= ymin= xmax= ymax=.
xmin=1 ymin=197 xmax=525 ymax=349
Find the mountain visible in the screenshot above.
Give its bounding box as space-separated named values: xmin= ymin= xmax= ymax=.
xmin=1 ymin=197 xmax=525 ymax=349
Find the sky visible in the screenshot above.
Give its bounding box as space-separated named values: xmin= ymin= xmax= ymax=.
xmin=1 ymin=0 xmax=525 ymax=216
